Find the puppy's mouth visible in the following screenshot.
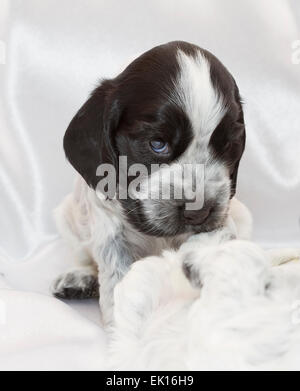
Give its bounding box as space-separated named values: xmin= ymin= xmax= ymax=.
xmin=187 ymin=223 xmax=217 ymax=234
xmin=185 ymin=215 xmax=227 ymax=235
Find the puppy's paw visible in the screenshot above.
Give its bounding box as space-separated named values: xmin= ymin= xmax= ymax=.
xmin=51 ymin=267 xmax=99 ymax=299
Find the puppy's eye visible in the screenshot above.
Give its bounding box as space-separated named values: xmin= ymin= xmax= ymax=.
xmin=150 ymin=140 xmax=169 ymax=154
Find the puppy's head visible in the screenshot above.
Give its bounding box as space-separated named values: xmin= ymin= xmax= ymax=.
xmin=64 ymin=41 xmax=245 ymax=237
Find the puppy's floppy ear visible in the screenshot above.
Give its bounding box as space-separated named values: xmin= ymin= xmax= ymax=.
xmin=209 ymin=116 xmax=246 ymax=198
xmin=63 ymin=80 xmax=121 ymax=189
xmin=230 ymin=85 xmax=246 ymax=198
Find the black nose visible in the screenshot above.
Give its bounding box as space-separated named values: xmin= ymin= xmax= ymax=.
xmin=183 ymin=206 xmax=211 ymax=226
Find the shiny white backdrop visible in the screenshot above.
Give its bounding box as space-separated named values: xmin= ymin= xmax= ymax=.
xmin=0 ymin=0 xmax=299 ymax=370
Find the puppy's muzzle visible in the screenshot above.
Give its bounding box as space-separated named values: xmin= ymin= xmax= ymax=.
xmin=183 ymin=206 xmax=212 ymax=226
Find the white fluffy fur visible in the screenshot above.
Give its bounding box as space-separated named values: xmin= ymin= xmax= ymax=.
xmin=108 ymin=200 xmax=300 ymax=370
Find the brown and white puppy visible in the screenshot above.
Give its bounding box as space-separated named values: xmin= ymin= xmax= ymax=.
xmin=52 ymin=41 xmax=246 ymax=325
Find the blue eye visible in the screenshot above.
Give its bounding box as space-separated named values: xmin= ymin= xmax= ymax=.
xmin=150 ymin=140 xmax=169 ymax=154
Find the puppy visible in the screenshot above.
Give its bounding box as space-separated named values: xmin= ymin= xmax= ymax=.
xmin=51 ymin=41 xmax=246 ymax=325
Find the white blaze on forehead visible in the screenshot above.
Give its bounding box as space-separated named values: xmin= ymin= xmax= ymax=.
xmin=174 ymin=49 xmax=227 ymax=141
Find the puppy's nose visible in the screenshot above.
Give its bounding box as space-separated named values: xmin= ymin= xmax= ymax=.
xmin=183 ymin=206 xmax=211 ymax=225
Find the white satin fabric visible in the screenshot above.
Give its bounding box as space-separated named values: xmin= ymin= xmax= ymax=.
xmin=0 ymin=0 xmax=299 ymax=370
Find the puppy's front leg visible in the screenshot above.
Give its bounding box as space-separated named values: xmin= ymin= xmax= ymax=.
xmin=96 ymin=232 xmax=134 ymax=326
